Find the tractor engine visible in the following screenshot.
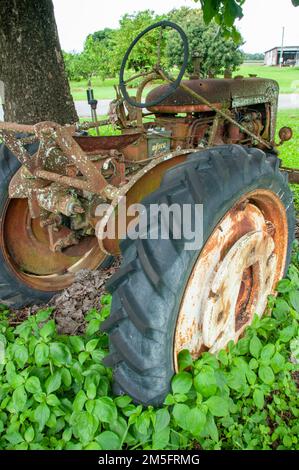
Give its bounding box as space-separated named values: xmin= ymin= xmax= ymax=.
xmin=117 ymin=77 xmax=278 ymax=161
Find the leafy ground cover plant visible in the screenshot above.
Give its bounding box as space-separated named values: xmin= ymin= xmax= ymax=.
xmin=0 ymin=246 xmax=299 ymax=450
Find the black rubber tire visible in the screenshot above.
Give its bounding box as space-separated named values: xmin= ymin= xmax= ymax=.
xmin=102 ymin=145 xmax=295 ymax=406
xmin=0 ymin=143 xmax=58 ymax=307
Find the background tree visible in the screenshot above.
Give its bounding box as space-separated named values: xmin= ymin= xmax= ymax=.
xmin=243 ymin=52 xmax=264 ymax=61
xmin=167 ymin=8 xmax=244 ymax=77
xmin=0 ymin=0 xmax=77 ymax=125
xmin=109 ymin=10 xmax=164 ymax=75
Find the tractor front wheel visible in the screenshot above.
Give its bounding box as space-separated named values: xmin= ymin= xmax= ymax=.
xmin=0 ymin=144 xmax=107 ymax=308
xmin=102 ymin=145 xmax=295 ymax=406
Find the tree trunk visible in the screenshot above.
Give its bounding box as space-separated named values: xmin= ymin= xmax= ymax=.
xmin=0 ymin=0 xmax=78 ymax=125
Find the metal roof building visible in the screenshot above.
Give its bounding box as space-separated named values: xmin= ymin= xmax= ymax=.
xmin=264 ymin=46 xmax=299 ymax=66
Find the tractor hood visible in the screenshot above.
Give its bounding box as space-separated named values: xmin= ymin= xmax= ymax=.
xmin=146 ymin=77 xmax=279 ymax=113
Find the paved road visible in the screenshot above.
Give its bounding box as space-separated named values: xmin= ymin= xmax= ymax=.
xmin=0 ymin=94 xmax=298 ymax=121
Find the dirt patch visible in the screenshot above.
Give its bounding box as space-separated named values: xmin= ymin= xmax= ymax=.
xmin=10 ymin=257 xmax=121 ymax=335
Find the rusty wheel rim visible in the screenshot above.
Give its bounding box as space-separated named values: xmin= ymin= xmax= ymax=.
xmin=174 ymin=189 xmax=288 ymax=371
xmin=1 ymin=198 xmax=106 ymax=292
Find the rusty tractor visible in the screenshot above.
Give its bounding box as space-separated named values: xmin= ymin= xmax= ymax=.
xmin=0 ymin=21 xmax=297 ymax=405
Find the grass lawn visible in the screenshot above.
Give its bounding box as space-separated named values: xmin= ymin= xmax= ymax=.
xmin=277 ymin=109 xmax=299 ymax=168
xmin=276 ymin=109 xmax=299 ymax=209
xmin=70 ymin=65 xmax=299 ymax=101
xmin=235 ymin=64 xmax=299 ymax=94
xmin=71 ymin=77 xmax=118 ymax=101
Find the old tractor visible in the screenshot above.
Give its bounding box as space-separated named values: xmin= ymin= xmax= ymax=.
xmin=0 ymin=21 xmax=296 ymax=405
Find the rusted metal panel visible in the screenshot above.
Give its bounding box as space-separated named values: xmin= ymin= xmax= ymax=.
xmin=146 ymin=78 xmax=278 ymax=113
xmin=74 ymin=133 xmax=142 ymax=153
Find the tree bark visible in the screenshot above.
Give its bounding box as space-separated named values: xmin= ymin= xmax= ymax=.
xmin=0 ymin=0 xmax=78 ymax=124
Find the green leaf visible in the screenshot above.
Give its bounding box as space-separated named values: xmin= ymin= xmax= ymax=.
xmin=24 ymin=426 xmax=35 ymax=443
xmin=39 ymin=320 xmax=56 ymax=339
xmin=177 ymin=349 xmax=193 ymax=371
xmin=13 ymin=344 xmax=28 ymax=369
xmin=72 ymin=411 xmax=95 ymax=445
xmin=34 ymin=403 xmax=50 ymax=431
xmin=69 ymin=336 xmax=85 ymax=353
xmin=114 ymin=395 xmax=132 ymax=408
xmin=34 ymin=343 xmax=49 ymax=367
xmin=46 ymin=394 xmax=60 ymax=407
xmin=36 ymin=309 xmax=53 ymax=323
xmin=86 ymin=339 xmax=99 ymax=352
xmin=224 ymin=0 xmax=243 ymax=27
xmin=205 ymin=411 xmax=219 ymax=442
xmin=12 ymin=385 xmax=27 ymax=412
xmin=61 ymin=368 xmax=72 ymax=387
xmin=94 ymin=397 xmax=117 ymax=423
xmin=86 ymin=382 xmax=97 ymax=400
xmin=218 ymin=349 xmax=229 ymax=366
xmin=70 ymin=362 xmax=83 ymax=384
xmin=186 ymin=407 xmax=206 ymax=435
xmin=194 ymin=366 xmax=217 ymax=397
xmin=276 ymin=279 xmax=293 ymax=293
xmin=260 ymin=344 xmax=275 ymax=364
xmin=62 ymin=427 xmax=73 ymax=442
xmin=172 ymin=403 xmax=189 ymax=430
xmin=45 ymin=371 xmax=61 ymax=395
xmin=73 ymin=390 xmax=87 ymax=413
xmin=279 ymin=325 xmax=296 ymax=343
xmin=5 ymin=431 xmax=23 ymax=445
xmin=101 ymin=294 xmax=112 ymax=305
xmin=152 ymin=426 xmax=170 ymax=450
xmin=172 ymin=371 xmax=192 ymax=394
xmin=289 ymin=290 xmax=299 ymax=311
xmin=283 ymin=434 xmax=293 ymax=448
xmin=86 ymin=319 xmax=101 ymax=337
xmin=205 ymin=396 xmax=229 ymax=417
xmin=249 ymin=358 xmax=259 ymax=370
xmin=253 ymin=388 xmax=264 ymax=410
xmin=97 ymin=431 xmax=120 ymax=450
xmin=202 ymin=0 xmax=218 ymax=24
xmin=258 ymin=365 xmax=275 ymax=385
xmin=25 ymin=376 xmax=42 ymax=395
xmin=154 ymin=408 xmax=170 ymax=432
xmin=270 ymin=352 xmax=285 ymax=373
xmin=49 ymin=343 xmax=72 ymax=366
xmin=249 ymin=336 xmax=262 ymax=359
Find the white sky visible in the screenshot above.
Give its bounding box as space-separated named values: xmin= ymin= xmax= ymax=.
xmin=53 ymin=0 xmax=299 ymax=54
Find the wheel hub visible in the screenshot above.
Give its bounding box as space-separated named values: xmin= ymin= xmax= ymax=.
xmin=174 ymin=190 xmax=288 ymax=370
xmin=1 ymin=198 xmax=106 ymax=291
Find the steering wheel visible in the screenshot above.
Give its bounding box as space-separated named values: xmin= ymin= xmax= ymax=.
xmin=119 ymin=20 xmax=189 ymax=109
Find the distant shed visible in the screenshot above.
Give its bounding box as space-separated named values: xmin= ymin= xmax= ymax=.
xmin=264 ymin=46 xmax=299 ymax=66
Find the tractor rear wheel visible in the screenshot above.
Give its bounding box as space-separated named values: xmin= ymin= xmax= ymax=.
xmin=102 ymin=145 xmax=295 ymax=406
xmin=0 ymin=144 xmax=107 ymax=308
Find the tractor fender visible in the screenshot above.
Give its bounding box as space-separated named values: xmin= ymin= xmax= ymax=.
xmin=95 ymin=149 xmax=194 ymax=255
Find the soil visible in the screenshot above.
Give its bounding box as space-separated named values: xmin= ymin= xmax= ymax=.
xmin=9 ymin=257 xmax=121 ymax=335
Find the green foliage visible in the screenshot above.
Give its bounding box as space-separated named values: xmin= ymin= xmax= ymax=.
xmin=64 ymin=7 xmax=244 ymax=83
xmin=243 ymin=53 xmax=264 ymax=61
xmin=194 ymin=1 xmax=298 ymax=39
xmin=63 ymin=29 xmax=115 ymax=81
xmin=167 ymin=8 xmax=244 ymax=77
xmin=0 ymin=260 xmax=299 ymax=449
